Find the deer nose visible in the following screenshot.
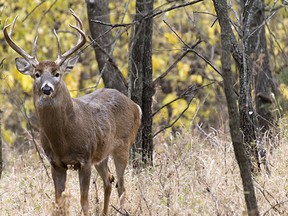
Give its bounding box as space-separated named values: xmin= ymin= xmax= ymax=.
xmin=42 ymin=84 xmax=53 ymax=95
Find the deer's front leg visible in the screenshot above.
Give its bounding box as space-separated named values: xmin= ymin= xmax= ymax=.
xmin=51 ymin=163 xmax=67 ymax=202
xmin=79 ymin=163 xmax=91 ymax=216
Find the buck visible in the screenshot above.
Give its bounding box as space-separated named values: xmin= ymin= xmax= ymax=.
xmin=3 ymin=10 xmax=141 ymax=215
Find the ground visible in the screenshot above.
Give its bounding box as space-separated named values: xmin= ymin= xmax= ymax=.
xmin=0 ymin=130 xmax=287 ymax=215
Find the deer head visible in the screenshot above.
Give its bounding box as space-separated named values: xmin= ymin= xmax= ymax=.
xmin=3 ymin=9 xmax=86 ymax=99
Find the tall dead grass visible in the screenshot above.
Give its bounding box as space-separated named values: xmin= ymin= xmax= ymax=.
xmin=0 ymin=127 xmax=287 ymax=215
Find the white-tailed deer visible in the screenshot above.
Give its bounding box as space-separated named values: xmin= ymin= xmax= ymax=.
xmin=3 ymin=10 xmax=141 ymax=216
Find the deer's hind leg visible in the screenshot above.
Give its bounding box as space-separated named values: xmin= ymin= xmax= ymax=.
xmin=95 ymin=158 xmax=112 ymax=216
xmin=113 ymin=148 xmax=129 ymax=211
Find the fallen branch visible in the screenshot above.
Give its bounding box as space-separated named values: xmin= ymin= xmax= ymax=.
xmin=263 ymin=200 xmax=288 ymax=216
xmin=111 ymin=205 xmax=130 ymax=216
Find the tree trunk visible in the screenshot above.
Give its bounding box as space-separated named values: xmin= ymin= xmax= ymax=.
xmin=129 ymin=0 xmax=154 ymax=167
xmin=244 ymin=0 xmax=277 ymax=135
xmin=213 ymin=1 xmax=259 ymax=215
xmin=238 ymin=0 xmax=262 ymax=173
xmin=86 ymin=0 xmax=128 ymax=95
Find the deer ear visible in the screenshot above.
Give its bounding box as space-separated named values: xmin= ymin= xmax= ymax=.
xmin=60 ymin=55 xmax=79 ymax=73
xmin=15 ymin=58 xmax=33 ymax=75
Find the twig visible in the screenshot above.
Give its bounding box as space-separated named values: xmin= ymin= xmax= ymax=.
xmin=33 ymin=0 xmax=58 ymax=43
xmin=152 ymin=82 xmax=214 ymax=117
xmin=163 ymin=20 xmax=190 ymax=48
xmin=153 ymin=39 xmax=202 ymax=85
xmin=91 ymin=0 xmax=204 ymax=28
xmin=161 ymin=20 xmax=223 ymax=78
xmin=111 ymin=205 xmax=130 ymax=216
xmin=152 ymin=84 xmax=195 ymax=117
xmin=22 ymin=104 xmax=51 ymax=179
xmin=190 ymin=49 xmax=223 ymax=77
xmin=153 ymin=81 xmax=215 ymax=138
xmin=153 ymin=50 xmax=189 ymax=85
xmin=90 ymin=20 xmax=134 ymax=28
xmin=145 ymin=0 xmax=204 ymax=20
xmin=263 ymin=200 xmax=288 ymax=216
xmin=193 ymin=11 xmax=217 ymax=17
xmin=166 ymin=20 xmax=221 ymax=75
xmin=0 ymin=58 xmax=5 ymax=79
xmin=153 ymin=97 xmax=194 ymax=138
xmin=0 ymin=58 xmax=5 ymax=67
xmin=197 ymin=124 xmax=220 ymax=146
xmin=22 ymin=0 xmax=47 ymax=22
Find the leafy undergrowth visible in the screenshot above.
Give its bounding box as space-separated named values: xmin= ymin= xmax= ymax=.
xmin=0 ymin=130 xmax=288 ymax=216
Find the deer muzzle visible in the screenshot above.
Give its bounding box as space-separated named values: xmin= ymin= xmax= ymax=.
xmin=41 ymin=83 xmax=54 ymax=95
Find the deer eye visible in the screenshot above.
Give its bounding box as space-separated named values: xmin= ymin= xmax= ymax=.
xmin=54 ymin=72 xmax=60 ymax=78
xmin=35 ymin=72 xmax=41 ymax=78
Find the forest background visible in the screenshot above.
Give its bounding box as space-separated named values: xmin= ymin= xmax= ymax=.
xmin=0 ymin=0 xmax=288 ymax=215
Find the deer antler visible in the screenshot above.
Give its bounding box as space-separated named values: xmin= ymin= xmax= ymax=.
xmin=54 ymin=9 xmax=86 ymax=66
xmin=3 ymin=16 xmax=39 ymax=67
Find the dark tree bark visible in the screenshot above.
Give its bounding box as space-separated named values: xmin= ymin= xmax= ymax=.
xmin=238 ymin=0 xmax=261 ymax=172
xmin=213 ymin=1 xmax=259 ymax=215
xmin=86 ymin=0 xmax=128 ymax=95
xmin=129 ymin=0 xmax=154 ymax=167
xmin=243 ymin=0 xmax=277 ymax=135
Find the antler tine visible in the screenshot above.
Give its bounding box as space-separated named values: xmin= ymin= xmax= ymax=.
xmin=70 ymin=8 xmax=84 ymax=32
xmin=53 ymin=29 xmax=62 ymax=60
xmin=3 ymin=17 xmax=39 ymax=67
xmin=8 ymin=16 xmax=17 ymax=37
xmin=32 ymin=36 xmax=38 ymax=58
xmin=55 ymin=10 xmax=86 ymax=66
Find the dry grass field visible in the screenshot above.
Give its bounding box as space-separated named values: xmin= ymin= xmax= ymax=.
xmin=1 ymin=127 xmax=288 ymax=216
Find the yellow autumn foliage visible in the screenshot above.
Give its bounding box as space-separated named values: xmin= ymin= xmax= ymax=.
xmin=153 ymin=55 xmax=166 ymax=73
xmin=190 ymin=74 xmax=203 ymax=85
xmin=3 ymin=127 xmax=15 ymax=146
xmin=279 ymin=84 xmax=288 ymax=100
xmin=164 ymin=32 xmax=178 ymax=45
xmin=153 ymin=107 xmax=169 ymax=125
xmin=177 ymin=62 xmax=190 ymax=81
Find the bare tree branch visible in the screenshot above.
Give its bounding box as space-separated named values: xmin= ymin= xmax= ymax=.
xmin=91 ymin=0 xmax=204 ymax=28
xmin=163 ymin=20 xmax=223 ymax=76
xmin=22 ymin=0 xmax=47 ymax=22
xmin=152 ymin=82 xmax=215 ymax=117
xmin=153 ymin=50 xmax=189 ymax=85
xmin=152 ymin=82 xmax=215 ymax=138
xmin=163 ymin=20 xmax=190 ymax=48
xmin=152 ymin=84 xmax=195 ymax=117
xmin=153 ymin=97 xmax=193 ymax=138
xmin=145 ymin=0 xmax=204 ymax=20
